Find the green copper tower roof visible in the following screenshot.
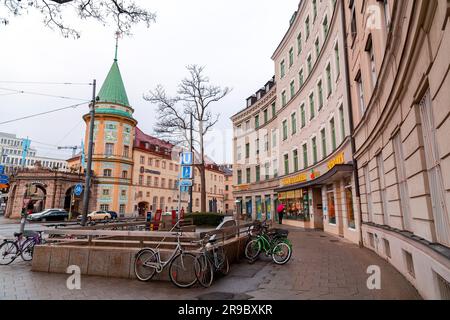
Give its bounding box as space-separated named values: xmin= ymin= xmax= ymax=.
xmin=97 ymin=59 xmax=130 ymax=107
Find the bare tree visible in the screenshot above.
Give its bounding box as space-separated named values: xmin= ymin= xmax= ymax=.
xmin=1 ymin=0 xmax=156 ymax=38
xmin=145 ymin=65 xmax=230 ymax=213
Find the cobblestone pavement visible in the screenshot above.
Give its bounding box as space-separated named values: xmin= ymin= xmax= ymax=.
xmin=0 ymin=225 xmax=422 ymax=300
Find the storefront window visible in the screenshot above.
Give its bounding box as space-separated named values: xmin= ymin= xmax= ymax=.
xmin=327 ymin=185 xmax=336 ymax=224
xmin=345 ymin=178 xmax=355 ymax=229
xmin=279 ymin=189 xmax=310 ymax=221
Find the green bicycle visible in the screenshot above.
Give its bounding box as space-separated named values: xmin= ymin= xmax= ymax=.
xmin=244 ymin=221 xmax=292 ymax=265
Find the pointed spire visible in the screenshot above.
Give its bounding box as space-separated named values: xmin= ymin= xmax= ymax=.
xmin=114 ymin=31 xmax=120 ymax=61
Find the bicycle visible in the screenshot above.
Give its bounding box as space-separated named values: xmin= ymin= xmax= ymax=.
xmin=244 ymin=220 xmax=292 ymax=265
xmin=195 ymin=234 xmax=230 ymax=288
xmin=0 ymin=231 xmax=45 ymax=265
xmin=134 ymin=220 xmax=199 ymax=288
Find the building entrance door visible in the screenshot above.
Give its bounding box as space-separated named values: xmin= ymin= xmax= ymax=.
xmin=312 ymin=188 xmax=324 ymax=230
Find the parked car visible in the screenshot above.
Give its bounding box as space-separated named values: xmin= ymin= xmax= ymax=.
xmin=107 ymin=211 xmax=118 ymax=220
xmin=27 ymin=209 xmax=69 ymax=222
xmin=77 ymin=210 xmax=111 ymax=222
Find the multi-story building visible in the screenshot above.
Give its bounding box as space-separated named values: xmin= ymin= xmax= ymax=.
xmin=343 ymin=0 xmax=450 ymax=299
xmin=220 ymin=164 xmax=234 ymax=214
xmin=0 ymin=132 xmax=68 ymax=174
xmin=232 ymin=0 xmax=359 ymax=243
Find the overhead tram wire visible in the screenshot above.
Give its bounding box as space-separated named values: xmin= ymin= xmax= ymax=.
xmin=0 ymin=102 xmax=88 ymax=125
xmin=0 ymin=81 xmax=92 ymax=86
xmin=0 ymin=87 xmax=91 ymax=102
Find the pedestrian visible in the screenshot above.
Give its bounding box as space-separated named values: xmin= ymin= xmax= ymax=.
xmin=277 ymin=203 xmax=285 ymax=225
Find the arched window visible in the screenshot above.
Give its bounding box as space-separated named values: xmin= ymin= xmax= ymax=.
xmin=195 ymin=199 xmax=200 ymax=207
xmin=160 ymin=197 xmax=165 ymax=211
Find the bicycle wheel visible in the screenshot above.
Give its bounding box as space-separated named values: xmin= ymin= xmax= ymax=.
xmin=0 ymin=241 xmax=19 ymax=265
xmin=134 ymin=248 xmax=158 ymax=281
xmin=215 ymin=247 xmax=230 ymax=276
xmin=21 ymin=239 xmax=36 ymax=261
xmin=196 ymin=254 xmax=214 ymax=288
xmin=244 ymin=239 xmax=262 ymax=261
xmin=272 ymin=242 xmax=292 ymax=265
xmin=169 ymin=252 xmax=198 ymax=288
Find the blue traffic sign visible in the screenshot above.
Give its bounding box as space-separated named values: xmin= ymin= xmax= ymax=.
xmin=74 ymin=184 xmax=84 ymax=196
xmin=180 ymin=186 xmax=190 ymax=193
xmin=0 ymin=165 xmax=4 ymax=175
xmin=0 ymin=174 xmax=8 ymax=183
xmin=181 ymin=166 xmax=193 ymax=179
xmin=180 ymin=152 xmax=193 ymax=165
xmin=179 ymin=180 xmax=193 ymax=187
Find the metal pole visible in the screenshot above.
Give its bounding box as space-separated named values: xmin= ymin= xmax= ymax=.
xmin=189 ymin=112 xmax=193 ymax=213
xmin=81 ymin=79 xmax=96 ymax=226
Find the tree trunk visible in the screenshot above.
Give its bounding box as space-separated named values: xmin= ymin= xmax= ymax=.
xmin=199 ymin=120 xmax=207 ymax=212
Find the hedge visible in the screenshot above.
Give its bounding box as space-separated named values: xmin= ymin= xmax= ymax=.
xmin=184 ymin=213 xmax=225 ymax=226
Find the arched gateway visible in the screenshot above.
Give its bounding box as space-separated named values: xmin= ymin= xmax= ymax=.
xmin=5 ymin=167 xmax=86 ymax=219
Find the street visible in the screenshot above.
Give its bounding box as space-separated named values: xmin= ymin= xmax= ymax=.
xmin=0 ymin=222 xmax=422 ymax=300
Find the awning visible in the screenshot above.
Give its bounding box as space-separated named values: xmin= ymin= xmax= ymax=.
xmin=275 ymin=164 xmax=354 ymax=193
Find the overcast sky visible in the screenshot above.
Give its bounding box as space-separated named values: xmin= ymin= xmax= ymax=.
xmin=0 ymin=0 xmax=296 ymax=163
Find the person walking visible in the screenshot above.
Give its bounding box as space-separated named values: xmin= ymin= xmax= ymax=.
xmin=277 ymin=203 xmax=285 ymax=225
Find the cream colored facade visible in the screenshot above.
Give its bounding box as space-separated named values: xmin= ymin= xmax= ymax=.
xmin=344 ymin=0 xmax=450 ymax=299
xmin=232 ymin=0 xmax=359 ymax=243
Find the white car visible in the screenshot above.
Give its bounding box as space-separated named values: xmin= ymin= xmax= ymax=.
xmin=78 ymin=210 xmax=111 ymax=221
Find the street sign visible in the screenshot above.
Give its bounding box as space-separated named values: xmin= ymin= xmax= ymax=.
xmin=181 ymin=166 xmax=193 ymax=179
xmin=179 ymin=180 xmax=193 ymax=187
xmin=181 ymin=186 xmax=190 ymax=193
xmin=0 ymin=165 xmax=4 ymax=175
xmin=74 ymin=184 xmax=84 ymax=196
xmin=180 ymin=152 xmax=193 ymax=166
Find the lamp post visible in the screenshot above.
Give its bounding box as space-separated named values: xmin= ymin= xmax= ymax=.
xmin=81 ymin=79 xmax=97 ymax=226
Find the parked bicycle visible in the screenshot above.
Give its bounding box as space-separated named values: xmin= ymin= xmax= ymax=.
xmin=134 ymin=220 xmax=198 ymax=288
xmin=244 ymin=220 xmax=292 ymax=265
xmin=195 ymin=234 xmax=230 ymax=288
xmin=0 ymin=231 xmax=45 ymax=265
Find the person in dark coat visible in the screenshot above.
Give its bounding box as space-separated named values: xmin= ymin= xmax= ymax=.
xmin=277 ymin=203 xmax=285 ymax=225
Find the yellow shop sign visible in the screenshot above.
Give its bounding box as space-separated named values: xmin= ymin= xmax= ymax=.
xmin=327 ymin=152 xmax=345 ymax=170
xmin=281 ymin=173 xmax=308 ymax=186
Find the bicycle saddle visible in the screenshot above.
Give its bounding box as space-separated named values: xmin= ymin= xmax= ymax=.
xmin=14 ymin=232 xmax=23 ymax=237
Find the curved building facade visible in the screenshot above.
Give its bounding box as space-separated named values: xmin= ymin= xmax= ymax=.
xmin=232 ymin=0 xmax=360 ymax=243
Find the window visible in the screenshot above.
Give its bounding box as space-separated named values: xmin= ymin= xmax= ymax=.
xmin=305 ymin=16 xmax=310 ymax=39
xmin=246 ymin=168 xmax=251 ymax=184
xmin=309 ymin=93 xmax=315 ymax=120
xmin=321 ymin=128 xmax=327 ymax=159
xmin=162 ymin=161 xmax=166 ymax=169
xmin=122 ymin=171 xmax=128 ymax=179
xmin=307 ymin=55 xmax=312 ymax=74
xmin=299 ymin=69 xmax=304 ymax=87
xmin=154 ymin=177 xmax=159 ymax=187
xmin=255 ymin=115 xmax=260 ymax=129
xmin=312 ymin=0 xmax=317 ymax=20
xmin=161 ymin=178 xmax=166 ymax=188
xmin=148 ymin=158 xmax=153 ymax=166
xmin=290 ymin=80 xmax=295 ymax=99
xmin=280 ymin=60 xmax=286 ymax=78
xmin=103 ymin=169 xmax=112 ymax=177
xmin=366 ymin=36 xmax=377 ymax=89
xmin=272 ymin=102 xmax=276 ymax=118
xmin=282 ymin=120 xmax=288 ymax=141
xmin=382 ymin=0 xmax=391 ymax=30
xmin=297 ymin=33 xmax=302 ymax=55
xmin=393 ymin=132 xmax=411 ymax=231
xmin=326 ymin=64 xmax=332 ymax=97
xmin=123 ymin=145 xmax=129 ymax=158
xmin=323 ymin=16 xmax=328 ymax=38
xmin=273 ymin=159 xmax=278 ymax=178
xmin=237 ymin=170 xmax=242 ymax=185
xmin=330 ymin=117 xmax=337 ymax=151
xmin=121 ymin=190 xmax=126 ymax=197
xmin=237 ymin=146 xmax=242 ymax=161
xmin=284 ymin=154 xmax=289 ymax=175
xmin=155 ymin=160 xmax=160 ymax=168
xmin=339 ymin=105 xmax=346 ymax=141
xmin=264 ymin=134 xmax=269 ymax=152
xmin=293 ymin=149 xmax=299 ymax=172
xmin=327 ymin=185 xmax=336 ymax=224
xmin=245 ymin=120 xmax=250 ymax=132
xmin=334 ymin=42 xmax=340 ymax=76
xmin=364 ymin=165 xmax=373 ymax=222
xmin=245 ymin=143 xmax=250 ymax=158
xmin=100 ymin=204 xmax=109 ymax=211
xmin=300 ymin=104 xmax=306 ymax=128
xmin=139 ymin=175 xmax=144 ymax=185
xmin=289 ymin=47 xmax=294 ymax=67
xmin=302 ymin=143 xmax=308 ymax=169
xmin=291 ymin=113 xmax=297 ymax=135
xmin=272 ymin=130 xmax=277 ymax=148
xmin=312 ymin=137 xmax=318 ymax=164
xmin=377 ymin=153 xmax=389 ymax=225
xmin=265 ymin=162 xmax=270 ymax=180
xmin=105 ymin=143 xmax=114 ymax=156
xmin=318 ymin=80 xmax=324 ymax=110
xmin=256 ymin=139 xmax=260 ymax=155
xmin=356 ymin=71 xmax=365 ymax=115
xmin=350 ymin=0 xmax=357 ymax=40
xmin=263 ymin=109 xmax=268 ymax=123
xmin=403 ymin=250 xmax=415 ymax=278
xmin=147 ymin=176 xmax=151 ymax=186
xmin=256 ymin=165 xmax=260 ymax=182
xmin=315 ymin=38 xmax=320 ymax=59
xmin=282 ymin=91 xmax=287 ymax=107
xmin=102 ymin=189 xmax=109 ymax=196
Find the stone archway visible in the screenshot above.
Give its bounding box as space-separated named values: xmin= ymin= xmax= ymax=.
xmin=24 ymin=183 xmax=47 ymax=213
xmin=138 ymin=201 xmax=149 ymax=216
xmin=64 ymin=186 xmax=83 ymax=216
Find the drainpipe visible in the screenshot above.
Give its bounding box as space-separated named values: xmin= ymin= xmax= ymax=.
xmin=340 ymin=0 xmax=364 ymax=247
